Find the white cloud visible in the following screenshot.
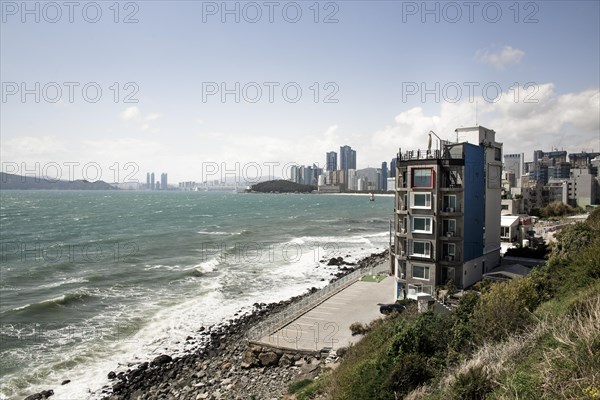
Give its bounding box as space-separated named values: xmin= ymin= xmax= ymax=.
xmin=476 ymin=45 xmax=526 ymax=69
xmin=0 ymin=136 xmax=69 ymax=159
xmin=145 ymin=113 xmax=162 ymax=121
xmin=119 ymin=107 xmax=161 ymax=133
xmin=359 ymin=84 xmax=599 ymax=166
xmin=120 ymin=106 xmax=141 ymax=121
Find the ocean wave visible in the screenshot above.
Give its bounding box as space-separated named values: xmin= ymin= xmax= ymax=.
xmin=8 ymin=290 xmax=92 ymax=315
xmin=196 ymin=231 xmax=230 ymax=236
xmin=38 ymin=277 xmax=89 ymax=289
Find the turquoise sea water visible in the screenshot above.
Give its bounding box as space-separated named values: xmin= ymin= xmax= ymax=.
xmin=0 ymin=190 xmax=393 ymax=399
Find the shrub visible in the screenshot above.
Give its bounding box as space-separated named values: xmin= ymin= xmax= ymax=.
xmin=349 ymin=322 xmax=368 ymax=336
xmin=384 ymin=353 xmax=435 ymax=397
xmin=450 ymin=366 xmax=494 ymax=400
xmin=288 ymin=379 xmax=313 ymax=394
xmin=472 ymin=277 xmax=542 ymax=343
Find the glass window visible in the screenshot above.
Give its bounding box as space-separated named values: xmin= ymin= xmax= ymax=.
xmin=411 ymin=241 xmax=431 ymax=257
xmin=444 ymin=219 xmax=456 ymax=234
xmin=444 ymin=243 xmax=456 ymax=256
xmin=412 ymin=265 xmax=430 ymax=280
xmin=412 ymin=217 xmax=432 ymax=233
xmin=412 ymin=168 xmax=433 ymax=188
xmin=501 ymin=226 xmax=510 ymax=238
xmin=443 ymin=195 xmax=456 ymax=211
xmin=411 ymin=193 xmax=431 ymax=209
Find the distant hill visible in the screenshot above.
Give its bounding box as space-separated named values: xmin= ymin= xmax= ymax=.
xmin=0 ymin=172 xmax=117 ymax=190
xmin=249 ymin=180 xmax=316 ymax=193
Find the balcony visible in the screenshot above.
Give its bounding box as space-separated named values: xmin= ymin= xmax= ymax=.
xmin=439 ymin=205 xmax=463 ymax=216
xmin=439 ymin=253 xmax=462 ymax=264
xmin=396 ymin=204 xmax=408 ymax=214
xmin=439 ymin=229 xmax=462 ymax=240
xmin=407 ymin=284 xmax=433 ymax=300
xmin=440 ymin=183 xmax=463 ymax=192
xmin=395 ymin=227 xmax=408 ymax=237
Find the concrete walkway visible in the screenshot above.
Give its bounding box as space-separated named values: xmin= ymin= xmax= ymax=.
xmin=254 ymin=275 xmax=395 ymax=351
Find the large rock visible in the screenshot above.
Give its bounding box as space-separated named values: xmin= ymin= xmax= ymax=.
xmin=152 ymin=354 xmax=173 ymax=366
xmin=258 ymin=351 xmax=280 ymax=367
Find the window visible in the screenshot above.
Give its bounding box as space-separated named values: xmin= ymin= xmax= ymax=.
xmin=495 ymin=147 xmax=502 ymax=161
xmin=411 ymin=192 xmax=431 ymax=209
xmin=412 ymin=216 xmax=432 ymax=234
xmin=501 ymin=226 xmax=510 ymax=238
xmin=443 ymin=219 xmax=456 ymax=235
xmin=411 ymin=241 xmax=431 ymax=258
xmin=501 ymin=204 xmax=509 ymax=210
xmin=442 ymin=267 xmax=455 ymax=284
xmin=412 ymin=265 xmax=430 ymax=280
xmin=443 ymin=243 xmax=456 ymax=257
xmin=443 ymin=195 xmax=456 ymax=211
xmin=412 ymin=168 xmax=433 ymax=188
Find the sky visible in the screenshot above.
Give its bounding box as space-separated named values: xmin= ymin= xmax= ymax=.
xmin=1 ymin=0 xmax=599 ymax=184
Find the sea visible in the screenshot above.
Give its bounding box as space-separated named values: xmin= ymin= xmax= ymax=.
xmin=0 ymin=190 xmax=393 ymax=399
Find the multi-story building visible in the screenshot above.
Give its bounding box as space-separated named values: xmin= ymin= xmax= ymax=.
xmin=160 ymin=173 xmax=168 ymax=190
xmin=326 ymin=152 xmax=337 ymax=172
xmin=547 ymin=167 xmax=599 ymax=208
xmin=503 ymin=153 xmax=524 ymax=187
xmin=569 ymin=151 xmax=600 ymax=169
xmin=150 ymin=172 xmax=155 ymax=190
xmin=380 ymin=162 xmax=388 ymax=191
xmin=339 ymin=145 xmax=356 ymax=171
xmin=392 ymin=126 xmax=502 ymax=300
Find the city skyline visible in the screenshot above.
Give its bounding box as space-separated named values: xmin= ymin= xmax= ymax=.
xmin=2 ymin=2 xmax=599 ymax=183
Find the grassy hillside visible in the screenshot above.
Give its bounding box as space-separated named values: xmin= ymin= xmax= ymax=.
xmin=289 ymin=209 xmax=600 ymax=400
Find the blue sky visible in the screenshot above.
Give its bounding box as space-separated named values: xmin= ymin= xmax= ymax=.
xmin=2 ymin=1 xmax=599 ymax=183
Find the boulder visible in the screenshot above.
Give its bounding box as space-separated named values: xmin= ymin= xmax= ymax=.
xmin=152 ymin=354 xmax=173 ymax=366
xmin=258 ymin=351 xmax=280 ymax=367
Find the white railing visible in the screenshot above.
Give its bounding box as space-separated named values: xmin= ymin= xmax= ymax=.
xmin=246 ymin=263 xmax=388 ymax=342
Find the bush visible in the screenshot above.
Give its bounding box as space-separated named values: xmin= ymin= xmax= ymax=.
xmin=540 ymin=201 xmax=575 ymax=217
xmin=349 ymin=322 xmax=368 ymax=336
xmin=472 ymin=277 xmax=542 ymax=343
xmin=288 ymin=379 xmax=313 ymax=394
xmin=450 ymin=366 xmax=494 ymax=400
xmin=384 ymin=353 xmax=435 ymax=397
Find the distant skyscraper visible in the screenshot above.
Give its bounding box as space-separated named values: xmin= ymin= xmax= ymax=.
xmin=326 ymin=151 xmax=337 ymax=171
xmin=381 ymin=162 xmax=388 ymax=191
xmin=150 ymin=172 xmax=155 ymax=190
xmin=340 ymin=145 xmax=356 ymax=171
xmin=146 ymin=173 xmax=151 ymax=190
xmin=160 ymin=173 xmax=168 ymax=190
xmin=389 ymin=158 xmax=397 ymax=178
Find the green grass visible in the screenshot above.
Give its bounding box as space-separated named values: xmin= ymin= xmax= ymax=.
xmin=288 ymin=373 xmax=331 ymax=400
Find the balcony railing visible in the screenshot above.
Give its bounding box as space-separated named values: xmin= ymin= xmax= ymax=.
xmin=407 ymin=284 xmax=433 ymax=298
xmin=441 ymin=229 xmax=462 ymax=239
xmin=440 ymin=205 xmax=463 ymax=213
xmin=440 ymin=253 xmax=462 ymax=263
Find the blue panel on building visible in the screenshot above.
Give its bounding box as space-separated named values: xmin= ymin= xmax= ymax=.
xmin=463 ymin=144 xmax=485 ymax=261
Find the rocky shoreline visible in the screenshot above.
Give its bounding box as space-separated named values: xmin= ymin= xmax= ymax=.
xmin=25 ymin=250 xmax=390 ymax=400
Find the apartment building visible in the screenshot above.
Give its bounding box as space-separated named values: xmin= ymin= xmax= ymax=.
xmin=392 ymin=126 xmax=502 ymax=300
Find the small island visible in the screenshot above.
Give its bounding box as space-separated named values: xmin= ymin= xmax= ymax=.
xmin=248 ymin=179 xmax=316 ymax=193
xmin=0 ymin=172 xmax=117 ymax=190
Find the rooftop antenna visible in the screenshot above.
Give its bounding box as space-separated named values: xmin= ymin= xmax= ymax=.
xmin=475 ymin=100 xmax=478 ymax=126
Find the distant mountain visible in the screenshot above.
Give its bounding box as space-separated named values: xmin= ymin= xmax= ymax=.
xmin=0 ymin=172 xmax=117 ymax=190
xmin=249 ymin=180 xmax=316 ymax=193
